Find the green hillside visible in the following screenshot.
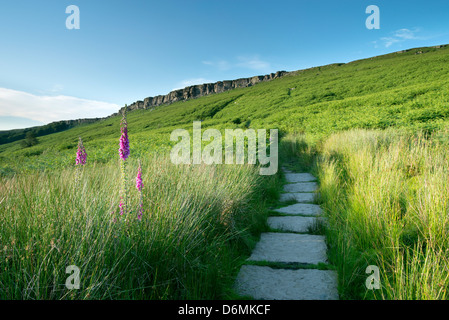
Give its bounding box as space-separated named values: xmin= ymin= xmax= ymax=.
xmin=1 ymin=44 xmax=449 ymax=175
xmin=0 ymin=118 xmax=101 ymax=146
xmin=2 ymin=45 xmax=449 ymax=300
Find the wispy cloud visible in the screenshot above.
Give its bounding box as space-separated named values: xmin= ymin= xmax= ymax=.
xmin=236 ymin=55 xmax=271 ymax=71
xmin=202 ymin=55 xmax=271 ymax=73
xmin=202 ymin=60 xmax=231 ymax=71
xmin=394 ymin=28 xmax=417 ymax=40
xmin=0 ymin=87 xmax=120 ymax=125
xmin=49 ymin=84 xmax=64 ymax=93
xmin=379 ymin=28 xmax=422 ymax=48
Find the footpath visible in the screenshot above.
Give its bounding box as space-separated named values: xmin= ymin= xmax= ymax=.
xmin=234 ymin=167 xmax=339 ymax=300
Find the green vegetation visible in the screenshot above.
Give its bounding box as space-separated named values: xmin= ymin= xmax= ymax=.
xmin=20 ymin=132 xmax=39 ymax=148
xmin=316 ymin=129 xmax=449 ymax=299
xmin=1 ymin=44 xmax=449 ymax=299
xmin=281 ymin=128 xmax=449 ymax=299
xmin=2 ymin=45 xmax=449 ymax=174
xmin=0 ymin=157 xmax=280 ymax=299
xmin=0 ymin=118 xmax=99 ymax=146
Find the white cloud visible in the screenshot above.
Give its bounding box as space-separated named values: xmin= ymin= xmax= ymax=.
xmin=236 ymin=55 xmax=271 ymax=71
xmin=203 ymin=55 xmax=271 ymax=72
xmin=380 ymin=36 xmax=402 ymax=48
xmin=380 ymin=28 xmax=421 ymax=48
xmin=49 ymin=84 xmax=64 ymax=93
xmin=394 ymin=28 xmax=417 ymax=40
xmin=202 ymin=60 xmax=231 ymax=71
xmin=0 ymin=87 xmax=120 ymax=125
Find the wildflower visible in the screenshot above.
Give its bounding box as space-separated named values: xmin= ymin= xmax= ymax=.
xmin=119 ymin=200 xmax=124 ymax=215
xmin=75 ymin=137 xmax=87 ymax=165
xmin=118 ymin=106 xmax=130 ymax=217
xmin=136 ymin=162 xmax=143 ymax=191
xmin=74 ymin=137 xmax=87 ymax=188
xmin=119 ymin=114 xmax=130 ymax=160
xmin=137 ymin=202 xmax=143 ymax=221
xmin=136 ymin=161 xmax=144 ymax=221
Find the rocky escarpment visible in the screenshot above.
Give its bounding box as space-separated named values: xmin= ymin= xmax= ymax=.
xmin=114 ymin=70 xmax=289 ymax=116
xmin=0 ymin=70 xmax=289 ymax=144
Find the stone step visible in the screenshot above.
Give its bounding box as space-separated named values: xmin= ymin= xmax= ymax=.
xmin=283 ymin=182 xmax=318 ymax=193
xmin=281 ymin=167 xmax=293 ymax=173
xmin=268 ymin=216 xmax=316 ymax=233
xmin=234 ymin=265 xmax=339 ymax=300
xmin=274 ymin=203 xmax=322 ymax=216
xmin=233 ymin=168 xmax=338 ymax=300
xmin=285 ymin=173 xmax=317 ymax=183
xmin=279 ymin=192 xmax=316 ymax=203
xmin=247 ymin=233 xmax=328 ymax=265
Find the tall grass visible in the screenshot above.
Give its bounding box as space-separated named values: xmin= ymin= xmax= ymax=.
xmin=0 ymin=156 xmax=278 ymax=299
xmin=316 ymin=129 xmax=449 ymax=299
xmin=279 ymin=133 xmax=317 ymax=172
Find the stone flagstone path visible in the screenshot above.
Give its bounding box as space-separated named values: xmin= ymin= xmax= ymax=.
xmin=234 ymin=167 xmax=339 ymax=300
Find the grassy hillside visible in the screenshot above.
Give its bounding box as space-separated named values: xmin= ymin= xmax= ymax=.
xmin=2 ymin=44 xmax=449 ymax=300
xmin=0 ymin=118 xmax=101 ymax=146
xmin=1 ymin=45 xmax=449 ymax=174
xmin=315 ymin=129 xmax=449 ymax=299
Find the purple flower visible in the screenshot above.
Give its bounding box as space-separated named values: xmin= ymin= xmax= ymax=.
xmin=119 ymin=126 xmax=130 ymax=160
xmin=136 ymin=161 xmax=144 ymax=221
xmin=136 ymin=164 xmax=143 ymax=191
xmin=118 ymin=107 xmax=130 ymax=218
xmin=119 ymin=200 xmax=124 ymax=215
xmin=137 ymin=202 xmax=143 ymax=221
xmin=75 ymin=137 xmax=87 ymax=165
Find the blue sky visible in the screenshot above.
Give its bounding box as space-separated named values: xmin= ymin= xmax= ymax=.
xmin=0 ymin=0 xmax=449 ymax=130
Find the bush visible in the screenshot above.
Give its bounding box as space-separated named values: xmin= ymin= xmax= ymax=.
xmin=21 ymin=132 xmax=39 ymax=148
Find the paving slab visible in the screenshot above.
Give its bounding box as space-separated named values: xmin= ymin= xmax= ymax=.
xmin=248 ymin=233 xmax=328 ymax=264
xmin=274 ymin=203 xmax=322 ymax=216
xmin=281 ymin=167 xmax=293 ymax=173
xmin=233 ymin=169 xmax=338 ymax=300
xmin=235 ymin=265 xmax=339 ymax=300
xmin=283 ymin=182 xmax=318 ymax=193
xmin=280 ymin=192 xmax=316 ymax=203
xmin=285 ymin=173 xmax=316 ymax=183
xmin=268 ymin=216 xmax=316 ymax=233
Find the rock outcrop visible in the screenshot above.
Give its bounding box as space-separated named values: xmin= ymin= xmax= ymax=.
xmin=113 ymin=70 xmax=289 ymax=116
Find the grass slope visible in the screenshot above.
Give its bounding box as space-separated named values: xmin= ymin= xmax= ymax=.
xmin=316 ymin=129 xmax=449 ymax=299
xmin=2 ymin=44 xmax=449 ymax=174
xmin=2 ymin=44 xmax=449 ymax=300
